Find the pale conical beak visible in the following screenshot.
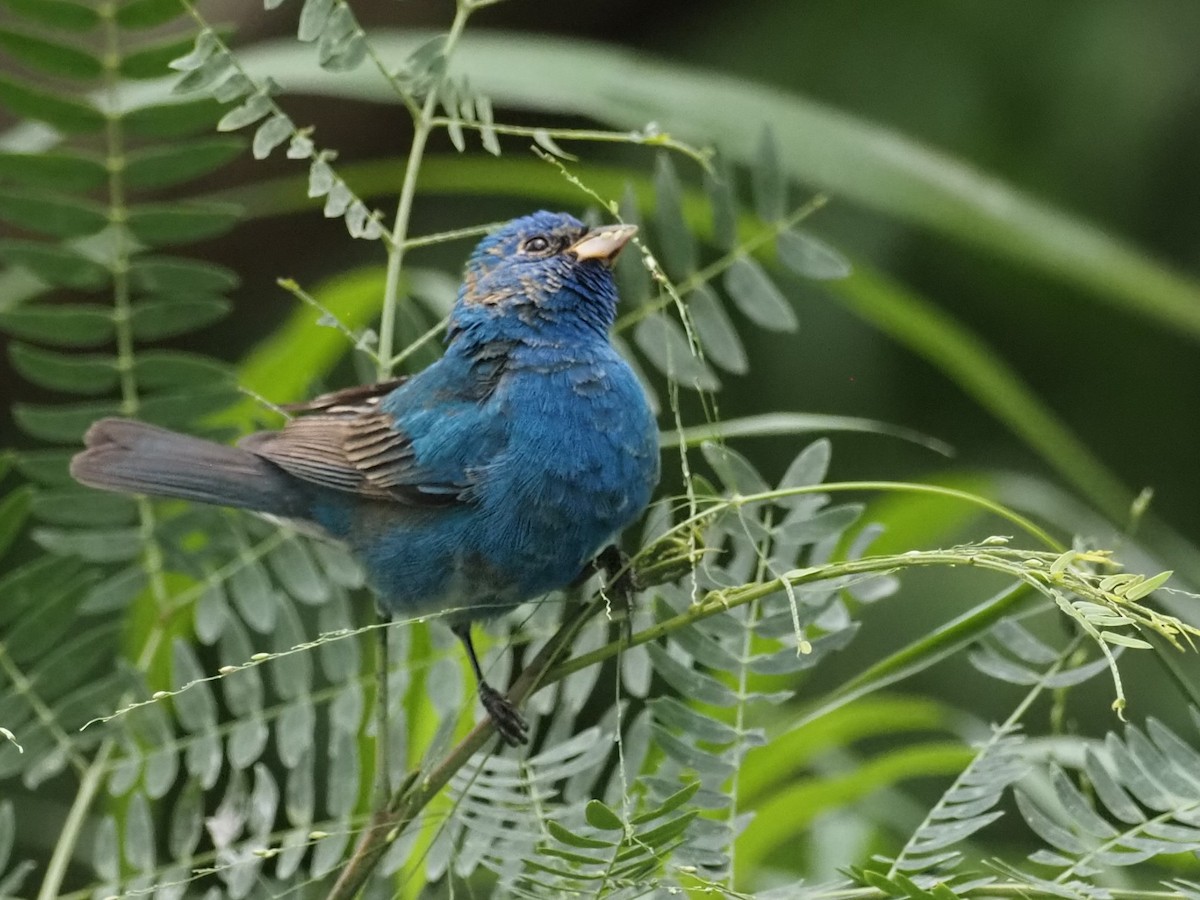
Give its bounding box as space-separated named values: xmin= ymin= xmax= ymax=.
xmin=567 ymin=223 xmax=638 ymax=264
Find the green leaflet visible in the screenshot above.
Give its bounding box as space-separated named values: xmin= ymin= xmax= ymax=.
xmin=0 ymin=0 xmax=98 ymax=29
xmin=0 ymin=186 xmax=108 ymax=238
xmin=116 ymin=0 xmax=185 ymax=29
xmin=0 ymin=486 xmax=33 ymax=559
xmin=0 ymin=28 xmax=101 ymax=80
xmin=0 ymin=151 xmax=106 ymax=191
xmin=0 ymin=74 xmax=103 ymax=132
xmin=126 ymin=202 xmax=242 ymax=246
xmin=129 ymin=297 xmax=231 ymax=340
xmin=129 ymin=256 xmax=240 ymax=295
xmin=0 ymin=304 xmax=113 ymax=347
xmin=0 ymin=240 xmax=108 ymax=289
xmin=124 ymin=138 xmax=246 ymax=189
xmin=7 ymin=343 xmax=120 ymax=395
xmin=122 ymin=98 xmax=225 ymax=138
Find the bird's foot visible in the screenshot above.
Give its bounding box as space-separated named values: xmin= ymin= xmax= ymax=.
xmin=479 ymin=681 xmax=529 ymax=747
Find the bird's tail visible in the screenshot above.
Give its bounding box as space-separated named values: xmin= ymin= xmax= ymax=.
xmin=71 ymin=418 xmax=310 ymax=518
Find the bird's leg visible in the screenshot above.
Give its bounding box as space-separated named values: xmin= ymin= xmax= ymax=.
xmin=373 ymin=606 xmax=392 ymax=801
xmin=595 ymin=544 xmax=639 ymax=608
xmin=591 ymin=544 xmax=640 ymax=645
xmin=452 ymin=622 xmax=529 ymax=747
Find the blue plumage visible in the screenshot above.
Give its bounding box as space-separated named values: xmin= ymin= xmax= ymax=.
xmin=71 ymin=211 xmax=660 ymax=743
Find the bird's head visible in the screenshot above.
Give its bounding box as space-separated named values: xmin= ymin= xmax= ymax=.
xmin=449 ymin=211 xmax=637 ymax=344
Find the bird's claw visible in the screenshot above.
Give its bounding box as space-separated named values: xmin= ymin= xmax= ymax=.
xmin=479 ymin=682 xmax=529 ymax=746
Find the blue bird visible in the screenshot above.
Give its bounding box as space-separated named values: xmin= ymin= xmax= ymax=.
xmin=71 ymin=211 xmax=661 ymax=745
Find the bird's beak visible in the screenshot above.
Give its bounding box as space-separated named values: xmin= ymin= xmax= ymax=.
xmin=567 ymin=224 xmax=638 ymax=265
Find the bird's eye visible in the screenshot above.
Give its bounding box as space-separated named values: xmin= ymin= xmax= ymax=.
xmin=521 ymin=235 xmax=551 ymax=254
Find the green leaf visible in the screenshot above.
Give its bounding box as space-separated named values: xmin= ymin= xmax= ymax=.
xmin=0 ymin=485 xmax=33 ymax=559
xmin=584 ymin=800 xmax=624 ymax=831
xmin=317 ymin=7 xmax=366 ymax=72
xmin=33 ymin=526 xmax=143 ymax=562
xmin=13 ymin=400 xmax=121 ymax=442
xmin=633 ymin=312 xmax=719 ymax=391
xmin=0 ymin=0 xmax=98 ymax=30
xmin=776 ymin=503 xmax=863 ymax=544
xmin=687 ymin=283 xmax=747 ymax=374
xmin=0 ymin=186 xmax=108 ymax=238
xmin=138 ymin=386 xmax=240 ymax=428
xmin=124 ymin=137 xmax=245 ymax=189
xmin=134 ymin=351 xmax=233 ymax=389
xmin=116 ymin=0 xmax=184 ymax=28
xmin=701 ymin=440 xmax=769 ymax=496
xmin=252 ymin=113 xmax=294 ymax=159
xmin=545 ymin=820 xmax=613 ymax=850
xmin=298 ymin=0 xmax=334 ymax=42
xmin=121 ymin=34 xmax=210 ymax=80
xmin=81 ymin=565 xmax=147 ymax=613
xmin=268 ymin=538 xmax=329 ymax=606
xmin=8 ymin=343 xmax=118 ymax=394
xmin=704 ymin=158 xmax=739 ymax=251
xmin=122 ymin=98 xmax=224 ymax=138
xmin=634 ymin=811 xmax=697 ymax=848
xmin=0 ymin=151 xmax=106 ymax=190
xmin=0 ymin=75 xmax=103 ymax=132
xmin=779 ymin=438 xmax=831 ymax=491
xmin=631 ymin=781 xmax=701 ymax=825
xmin=777 ymin=229 xmax=851 ymax=281
xmin=0 ymin=28 xmax=101 ymax=79
xmin=168 ymin=640 xmax=215 ymax=731
xmin=0 ymin=240 xmax=108 ymax=289
xmin=0 ymin=304 xmax=112 ymax=346
xmin=130 ymin=297 xmax=231 ymax=340
xmin=32 ymin=488 xmax=136 ymax=527
xmin=652 ymin=154 xmax=697 ymax=278
xmin=13 ymin=450 xmax=74 ymax=486
xmin=228 ymin=564 xmax=277 ymax=633
xmin=752 ymin=126 xmax=784 ymax=222
xmin=1123 ymin=570 xmax=1172 ymax=601
xmin=218 ymin=91 xmax=273 ymax=132
xmin=724 ymin=256 xmax=797 ymax=331
xmin=172 ymin=52 xmax=235 ymax=96
xmin=646 ymin=643 xmax=736 ymax=706
xmin=127 ymin=202 xmax=242 ymax=245
xmin=130 ymin=256 xmax=240 ymax=294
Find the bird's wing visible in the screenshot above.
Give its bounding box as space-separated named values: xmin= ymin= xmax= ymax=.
xmin=278 ymin=377 xmax=408 ymax=414
xmin=240 ymin=363 xmax=504 ymax=506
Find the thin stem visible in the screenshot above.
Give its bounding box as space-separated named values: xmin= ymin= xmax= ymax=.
xmin=375 ymin=1 xmax=473 ymax=380
xmin=543 ymin=548 xmax=1067 ymax=685
xmin=633 ymin=481 xmax=1065 ymax=570
xmin=38 ymin=742 xmax=113 ymax=900
xmin=426 ymin=118 xmax=712 ymax=167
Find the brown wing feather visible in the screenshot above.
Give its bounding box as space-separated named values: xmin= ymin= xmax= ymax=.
xmin=240 ymin=378 xmax=461 ymax=505
xmin=279 ymin=377 xmax=408 ymax=414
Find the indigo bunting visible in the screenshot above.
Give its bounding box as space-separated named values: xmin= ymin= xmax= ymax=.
xmin=71 ymin=211 xmax=660 ymax=745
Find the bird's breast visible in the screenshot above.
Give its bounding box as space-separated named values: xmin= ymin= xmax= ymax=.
xmin=472 ymin=353 xmax=659 ymax=592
